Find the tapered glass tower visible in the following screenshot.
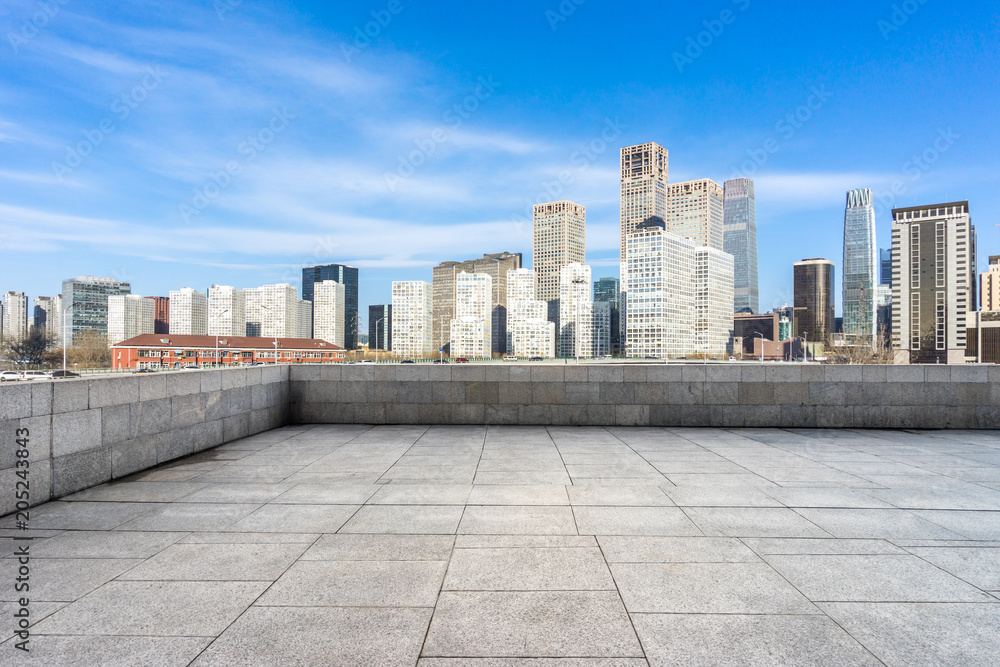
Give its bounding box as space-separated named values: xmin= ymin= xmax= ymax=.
xmin=843 ymin=188 xmax=878 ymax=341
xmin=723 ymin=178 xmax=759 ymax=314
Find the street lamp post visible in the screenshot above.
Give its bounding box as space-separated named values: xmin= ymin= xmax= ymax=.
xmin=62 ymin=301 xmax=85 ymax=375
xmin=756 ymin=332 xmax=765 ymax=364
xmin=375 ymin=317 xmax=384 ymax=363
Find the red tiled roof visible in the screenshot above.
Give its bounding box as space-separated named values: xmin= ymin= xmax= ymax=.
xmin=113 ymin=334 xmax=344 ymax=351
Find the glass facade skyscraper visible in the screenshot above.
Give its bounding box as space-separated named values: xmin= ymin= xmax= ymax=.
xmin=723 ymin=178 xmax=759 ymax=314
xmin=593 ymin=277 xmax=621 ymax=355
xmin=61 ymin=276 xmax=132 ymax=343
xmin=843 ymin=189 xmax=878 ymax=341
xmin=793 ymin=259 xmax=835 ymax=342
xmin=302 ymin=264 xmax=359 ymax=349
xmin=880 ymin=248 xmax=892 ymax=286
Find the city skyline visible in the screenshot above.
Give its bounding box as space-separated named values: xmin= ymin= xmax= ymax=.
xmin=2 ymin=2 xmax=996 ymax=320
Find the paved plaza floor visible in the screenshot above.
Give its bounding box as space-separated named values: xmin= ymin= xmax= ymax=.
xmin=4 ymin=425 xmax=1000 ymax=665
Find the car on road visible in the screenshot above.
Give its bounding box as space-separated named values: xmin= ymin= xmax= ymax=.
xmin=19 ymin=371 xmax=51 ymax=381
xmin=181 ymin=365 xmax=201 ymax=371
xmin=529 ymin=357 xmax=544 ymax=362
xmin=433 ymin=359 xmax=449 ymax=364
xmin=0 ymin=371 xmax=20 ymax=382
xmin=400 ymin=360 xmax=416 ymax=364
xmin=132 ymin=368 xmax=157 ymax=374
xmin=50 ymin=370 xmax=81 ymax=378
xmin=503 ymin=355 xmax=517 ymax=362
xmin=455 ymin=358 xmax=469 ymax=364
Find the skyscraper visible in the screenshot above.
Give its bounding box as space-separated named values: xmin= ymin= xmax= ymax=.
xmin=431 ymin=252 xmax=521 ymax=355
xmin=245 ymin=284 xmax=300 ymax=339
xmin=843 ymin=188 xmax=878 ymax=342
xmin=558 ymin=263 xmax=594 ymax=358
xmin=207 ymin=286 xmax=246 ymax=337
xmin=982 ymin=256 xmax=1000 ymax=312
xmin=891 ymin=201 xmax=977 ymax=364
xmin=506 ymin=269 xmax=555 ymax=358
xmin=62 ymin=276 xmax=131 ymax=342
xmin=593 ymin=277 xmax=621 ymax=355
xmin=2 ymin=291 xmax=28 ymax=341
xmin=169 ymin=287 xmax=209 ymax=336
xmin=301 ymin=264 xmax=359 ymax=349
xmin=450 ymin=272 xmax=492 ymax=358
xmin=620 ymin=142 xmax=669 ymax=262
xmin=694 ymin=248 xmax=736 ymax=357
xmin=33 ymin=296 xmax=60 ymax=348
xmin=146 ymin=297 xmax=169 ymax=334
xmin=664 ymin=179 xmax=725 ymax=251
xmin=107 ymin=294 xmax=155 ymax=345
xmin=533 ymin=201 xmax=586 ymax=302
xmin=723 ymin=177 xmax=759 ymax=314
xmin=368 ymin=305 xmax=392 ymax=351
xmin=314 ymin=281 xmax=346 ymax=347
xmin=392 ymin=281 xmax=433 ymax=358
xmin=793 ymin=259 xmax=836 ymax=343
xmin=880 ymin=248 xmax=893 ymax=286
xmin=296 ymin=300 xmax=313 ymax=340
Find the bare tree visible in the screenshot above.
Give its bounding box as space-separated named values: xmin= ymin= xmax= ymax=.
xmin=68 ymin=329 xmax=112 ymax=368
xmin=2 ymin=327 xmax=59 ymax=369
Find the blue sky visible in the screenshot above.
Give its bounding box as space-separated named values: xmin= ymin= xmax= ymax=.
xmin=1 ymin=0 xmax=998 ymax=323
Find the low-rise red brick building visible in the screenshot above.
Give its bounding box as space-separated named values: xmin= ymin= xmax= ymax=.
xmin=112 ymin=334 xmax=346 ymax=370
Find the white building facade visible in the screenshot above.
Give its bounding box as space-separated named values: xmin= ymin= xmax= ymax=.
xmin=534 ymin=201 xmax=586 ymax=303
xmin=207 ymin=285 xmax=247 ymax=337
xmin=313 ymin=280 xmax=346 ymax=347
xmin=664 ymin=178 xmax=725 ymax=251
xmin=392 ymin=281 xmax=434 ymax=358
xmin=245 ymin=284 xmax=300 ymax=339
xmin=506 ymin=268 xmax=555 ymax=358
xmin=169 ymin=287 xmax=208 ymax=336
xmin=108 ymin=294 xmax=155 ymax=345
xmin=694 ymin=247 xmax=735 ymax=358
xmin=558 ymin=263 xmax=594 ymax=358
xmin=2 ymin=291 xmax=28 ymax=341
xmin=450 ymin=272 xmax=492 ymax=358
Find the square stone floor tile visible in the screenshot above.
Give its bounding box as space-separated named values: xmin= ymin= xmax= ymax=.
xmin=0 ymin=557 xmax=143 ymax=602
xmin=5 ymin=635 xmax=212 ymax=667
xmin=474 ymin=471 xmax=574 ymax=485
xmin=0 ymin=502 xmax=156 ymax=531
xmin=302 ymin=534 xmax=455 ymax=561
xmin=260 ymin=559 xmax=447 ymax=607
xmin=192 ymin=606 xmax=431 ymax=667
xmin=10 ymin=530 xmax=187 ymax=559
xmin=764 ymin=554 xmax=995 ymax=602
xmin=118 ymin=542 xmax=307 ymax=581
xmin=227 ymin=504 xmax=359 ymax=533
xmin=567 ymin=484 xmax=674 ymax=506
xmin=684 ymin=508 xmax=830 ymax=538
xmin=632 ymin=613 xmax=881 ymax=666
xmin=792 ymin=508 xmax=967 ymax=540
xmin=765 ymin=488 xmax=894 ymax=509
xmin=34 ymin=580 xmax=267 ymax=636
xmin=369 ymin=484 xmax=474 ymax=505
xmin=916 ymin=510 xmax=1000 ymax=540
xmin=573 ymin=507 xmax=702 ymax=537
xmin=459 ymin=506 xmax=578 ymax=535
xmin=174 ymin=483 xmax=292 ymax=504
xmin=663 ymin=487 xmax=783 ymax=507
xmin=610 ymin=562 xmax=816 ymax=614
xmin=340 ymin=505 xmax=465 ymax=534
xmin=423 ymin=591 xmax=643 ymax=658
xmin=468 ymin=485 xmax=570 ymax=506
xmin=62 ymin=481 xmax=208 ymax=503
xmin=902 ymin=547 xmax=1000 ymax=590
xmin=271 ymin=483 xmax=380 ymax=504
xmin=117 ymin=503 xmax=259 ymax=532
xmin=443 ymin=547 xmax=615 ymax=591
xmin=742 ymin=538 xmax=907 ymax=556
xmin=179 ymin=532 xmax=319 ymax=544
xmin=597 ymin=536 xmax=760 ymax=563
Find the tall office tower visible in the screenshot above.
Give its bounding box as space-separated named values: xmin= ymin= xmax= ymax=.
xmin=982 ymin=256 xmax=1000 ymax=312
xmin=665 ymin=179 xmax=725 ymax=251
xmin=793 ymin=259 xmax=836 ymax=343
xmin=313 ymin=281 xmax=346 ymax=347
xmin=207 ymin=286 xmax=246 ymax=337
xmin=593 ymin=277 xmax=621 ymax=355
xmin=843 ymin=188 xmax=879 ymax=342
xmin=297 ymin=300 xmax=313 ymax=339
xmin=891 ymin=201 xmax=977 ymax=364
xmin=169 ymin=287 xmax=209 ymax=336
xmin=593 ymin=301 xmax=612 ymax=357
xmin=145 ymin=297 xmax=170 ymax=334
xmin=245 ymin=284 xmax=300 ymax=338
xmin=623 ymin=225 xmax=697 ymax=359
xmin=107 ymin=295 xmax=155 ymax=345
xmin=34 ymin=295 xmax=61 ymax=347
xmin=2 ymin=291 xmax=28 ymax=341
xmin=61 ymin=276 xmax=131 ymax=342
xmin=558 ymin=263 xmax=594 ymax=358
xmin=620 ymin=142 xmax=669 ymax=262
xmin=506 ymin=268 xmax=555 ymax=357
xmin=392 ymin=281 xmax=433 ymax=358
xmin=723 ymin=178 xmax=759 ymax=313
xmin=431 ymin=252 xmax=522 ymax=355
xmin=694 ymin=248 xmax=736 ymax=357
xmin=450 ymin=272 xmax=493 ymax=358
xmin=880 ymin=248 xmax=893 ymax=286
xmin=368 ymin=305 xmax=392 ymax=351
xmin=301 ymin=264 xmax=359 ymax=349
xmin=533 ymin=201 xmax=586 ymax=304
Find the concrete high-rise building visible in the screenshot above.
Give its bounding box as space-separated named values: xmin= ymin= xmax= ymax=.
xmin=392 ymin=281 xmax=433 ymax=358
xmin=62 ymin=276 xmax=131 ymax=342
xmin=843 ymin=189 xmax=879 ymax=342
xmin=593 ymin=301 xmax=612 ymax=357
xmin=891 ymin=201 xmax=977 ymax=364
xmin=558 ymin=263 xmax=594 ymax=358
xmin=432 ymin=252 xmax=521 ymax=355
xmin=107 ymin=294 xmax=155 ymax=345
xmin=533 ymin=201 xmax=586 ymax=303
xmin=301 ymin=265 xmax=359 ymax=349
xmin=665 ymin=179 xmax=725 ymax=251
xmin=2 ymin=291 xmax=28 ymax=341
xmin=506 ymin=268 xmax=555 ymax=358
xmin=880 ymin=248 xmax=893 ymax=286
xmin=593 ymin=277 xmax=621 ymax=355
xmin=245 ymin=284 xmax=300 ymax=339
xmin=620 ymin=142 xmax=669 ymax=262
xmin=207 ymin=286 xmax=246 ymax=337
xmin=297 ymin=300 xmax=313 ymax=340
xmin=982 ymin=256 xmax=1000 ymax=312
xmin=694 ymin=248 xmax=736 ymax=357
xmin=169 ymin=288 xmax=208 ymax=336
xmin=33 ymin=296 xmax=61 ymax=347
xmin=723 ymin=177 xmax=759 ymax=313
xmin=450 ymin=272 xmax=492 ymax=358
xmin=146 ymin=297 xmax=169 ymax=334
xmin=623 ymin=225 xmax=696 ymax=359
xmin=793 ymin=259 xmax=836 ymax=344
xmin=368 ymin=305 xmax=392 ymax=351
xmin=313 ymin=281 xmax=346 ymax=347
